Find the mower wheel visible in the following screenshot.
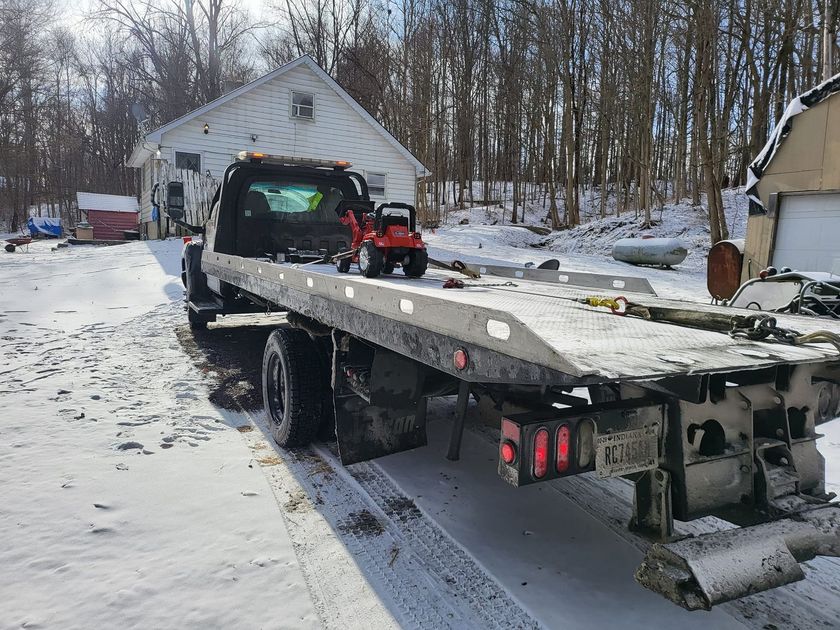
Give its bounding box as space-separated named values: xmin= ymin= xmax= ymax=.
xmin=358 ymin=241 xmax=383 ymax=278
xmin=336 ymin=251 xmax=351 ymax=273
xmin=383 ymin=262 xmax=395 ymax=274
xmin=403 ymin=249 xmax=428 ymax=278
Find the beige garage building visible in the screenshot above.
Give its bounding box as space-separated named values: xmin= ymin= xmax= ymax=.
xmin=744 ymin=74 xmax=840 ymax=279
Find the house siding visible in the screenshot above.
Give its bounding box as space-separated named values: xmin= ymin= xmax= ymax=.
xmin=140 ymin=160 xmax=152 ymax=224
xmin=140 ymin=64 xmax=417 ymax=238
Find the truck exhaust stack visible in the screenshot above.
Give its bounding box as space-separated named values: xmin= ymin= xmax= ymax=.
xmin=636 ymin=505 xmax=840 ymax=610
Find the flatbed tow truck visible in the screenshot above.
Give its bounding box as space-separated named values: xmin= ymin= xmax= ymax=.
xmin=169 ymin=152 xmax=840 ymax=611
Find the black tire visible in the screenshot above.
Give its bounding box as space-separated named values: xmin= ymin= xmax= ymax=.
xmin=403 ymin=249 xmax=428 ymax=278
xmin=262 ymin=328 xmax=323 ymax=447
xmin=5 ymin=243 xmax=15 ymax=253
xmin=336 ymin=251 xmax=351 ymax=273
xmin=184 ymin=241 xmax=207 ymax=302
xmin=184 ymin=241 xmax=211 ymax=329
xmin=358 ymin=241 xmax=384 ymax=278
xmin=383 ymin=262 xmax=395 ymax=274
xmin=188 ymin=308 xmax=208 ymax=330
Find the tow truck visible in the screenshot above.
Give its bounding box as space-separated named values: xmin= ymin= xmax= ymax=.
xmin=167 ymin=151 xmax=840 ymax=611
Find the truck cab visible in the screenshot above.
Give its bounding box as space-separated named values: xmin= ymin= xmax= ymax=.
xmin=175 ymin=152 xmax=372 ymax=327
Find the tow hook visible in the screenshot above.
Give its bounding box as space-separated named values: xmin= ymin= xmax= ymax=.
xmin=635 ymin=505 xmax=840 ymax=610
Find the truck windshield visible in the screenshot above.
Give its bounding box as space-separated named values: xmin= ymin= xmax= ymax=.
xmin=245 ymin=180 xmax=343 ymax=221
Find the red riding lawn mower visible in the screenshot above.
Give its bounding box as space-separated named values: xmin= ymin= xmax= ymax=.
xmin=336 ymin=201 xmax=429 ymax=278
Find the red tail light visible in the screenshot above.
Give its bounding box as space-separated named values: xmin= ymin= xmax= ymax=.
xmin=556 ymin=424 xmax=571 ymax=473
xmin=453 ymin=348 xmax=468 ymax=371
xmin=533 ymin=428 xmax=549 ymax=479
xmin=501 ymin=441 xmax=516 ymax=464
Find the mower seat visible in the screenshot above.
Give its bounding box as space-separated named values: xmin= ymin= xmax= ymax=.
xmin=380 ymin=213 xmax=410 ymax=231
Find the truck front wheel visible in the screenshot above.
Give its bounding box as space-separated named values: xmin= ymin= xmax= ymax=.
xmin=262 ymin=328 xmax=323 ymax=447
xmin=187 ymin=308 xmax=208 ymax=330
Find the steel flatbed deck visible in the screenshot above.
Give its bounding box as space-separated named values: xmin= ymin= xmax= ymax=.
xmin=202 ymin=250 xmax=840 ymax=385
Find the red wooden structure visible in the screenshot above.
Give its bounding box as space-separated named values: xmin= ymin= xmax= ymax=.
xmin=76 ymin=192 xmax=140 ymax=240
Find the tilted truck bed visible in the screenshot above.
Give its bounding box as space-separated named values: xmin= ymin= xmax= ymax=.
xmin=202 ymin=251 xmax=840 ymax=383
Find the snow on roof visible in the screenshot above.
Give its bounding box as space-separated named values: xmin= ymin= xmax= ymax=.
xmin=76 ymin=192 xmax=140 ymax=213
xmin=126 ymin=55 xmax=430 ymax=176
xmin=746 ymin=71 xmax=840 ymax=213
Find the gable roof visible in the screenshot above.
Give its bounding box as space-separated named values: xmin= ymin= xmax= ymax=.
xmin=127 ymin=55 xmax=430 ymax=176
xmin=76 ymin=192 xmax=140 ymax=213
xmin=746 ymin=71 xmax=840 ymax=213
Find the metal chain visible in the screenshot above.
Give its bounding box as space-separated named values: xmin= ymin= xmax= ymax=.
xmin=729 ymin=313 xmax=840 ymax=352
xmin=730 ymin=314 xmax=802 ymax=344
xmin=442 ymin=278 xmax=518 ymax=289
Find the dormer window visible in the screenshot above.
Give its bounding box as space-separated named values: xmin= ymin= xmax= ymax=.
xmin=291 ymin=91 xmax=315 ymax=119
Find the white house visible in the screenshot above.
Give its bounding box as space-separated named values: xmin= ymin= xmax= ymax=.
xmin=127 ymin=55 xmax=429 ymax=239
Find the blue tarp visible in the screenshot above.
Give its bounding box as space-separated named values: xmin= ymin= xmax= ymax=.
xmin=27 ymin=217 xmax=62 ymax=237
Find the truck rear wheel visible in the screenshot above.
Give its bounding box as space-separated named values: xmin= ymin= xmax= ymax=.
xmin=262 ymin=328 xmax=323 ymax=447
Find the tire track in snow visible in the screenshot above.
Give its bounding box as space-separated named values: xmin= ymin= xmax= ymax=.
xmin=236 ymin=409 xmax=542 ymax=630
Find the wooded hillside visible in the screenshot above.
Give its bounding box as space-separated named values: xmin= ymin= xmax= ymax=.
xmin=1 ymin=0 xmax=837 ymax=237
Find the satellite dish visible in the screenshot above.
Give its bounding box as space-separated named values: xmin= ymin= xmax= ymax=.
xmin=130 ymin=102 xmax=148 ymax=123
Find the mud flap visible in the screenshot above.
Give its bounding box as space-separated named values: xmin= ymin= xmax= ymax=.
xmin=636 ymin=505 xmax=840 ymax=610
xmin=332 ymin=334 xmax=428 ymax=465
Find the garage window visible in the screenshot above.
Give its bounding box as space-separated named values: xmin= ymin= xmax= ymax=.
xmin=367 ymin=172 xmax=387 ymax=198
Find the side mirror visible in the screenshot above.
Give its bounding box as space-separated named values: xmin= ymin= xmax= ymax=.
xmin=166 ymin=181 xmax=185 ymax=221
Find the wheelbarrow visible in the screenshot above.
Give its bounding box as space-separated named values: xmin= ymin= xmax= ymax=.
xmin=4 ymin=237 xmax=32 ymax=253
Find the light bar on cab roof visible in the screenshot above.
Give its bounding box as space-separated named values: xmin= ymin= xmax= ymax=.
xmin=235 ymin=151 xmax=351 ymax=169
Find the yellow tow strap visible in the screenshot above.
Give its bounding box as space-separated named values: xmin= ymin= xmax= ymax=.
xmin=579 ymin=295 xmax=629 ymax=315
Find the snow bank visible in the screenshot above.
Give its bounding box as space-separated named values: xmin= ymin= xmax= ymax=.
xmin=434 ymin=187 xmax=750 ymax=273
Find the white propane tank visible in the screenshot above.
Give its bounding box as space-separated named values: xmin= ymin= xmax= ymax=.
xmin=611 ymin=237 xmax=688 ymax=267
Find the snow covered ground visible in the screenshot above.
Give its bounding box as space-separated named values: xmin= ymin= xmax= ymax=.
xmin=0 ymin=240 xmax=324 ymax=628
xmin=434 ymin=186 xmax=749 ymax=273
xmin=1 ymin=235 xmax=839 ymax=629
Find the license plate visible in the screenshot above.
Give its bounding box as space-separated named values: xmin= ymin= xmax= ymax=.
xmin=595 ymin=428 xmax=658 ymax=478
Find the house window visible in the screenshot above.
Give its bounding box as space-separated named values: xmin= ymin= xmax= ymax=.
xmin=291 ymin=91 xmax=315 ymax=119
xmin=367 ymin=172 xmax=387 ymax=198
xmin=175 ymin=151 xmax=201 ymax=173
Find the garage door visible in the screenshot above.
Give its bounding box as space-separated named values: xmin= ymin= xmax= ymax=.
xmin=773 ymin=193 xmax=840 ymax=273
